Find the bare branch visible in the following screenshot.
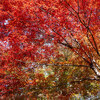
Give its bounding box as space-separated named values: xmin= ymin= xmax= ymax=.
xmin=71 ymin=78 xmax=100 ymax=83
xmin=38 ymin=63 xmax=89 ymax=67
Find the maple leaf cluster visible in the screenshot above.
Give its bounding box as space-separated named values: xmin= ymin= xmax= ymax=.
xmin=0 ymin=0 xmax=100 ymax=99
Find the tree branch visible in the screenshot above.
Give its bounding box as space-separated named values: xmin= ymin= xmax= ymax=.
xmin=71 ymin=78 xmax=100 ymax=83
xmin=38 ymin=63 xmax=89 ymax=67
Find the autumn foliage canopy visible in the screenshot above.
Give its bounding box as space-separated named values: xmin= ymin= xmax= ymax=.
xmin=0 ymin=0 xmax=100 ymax=99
